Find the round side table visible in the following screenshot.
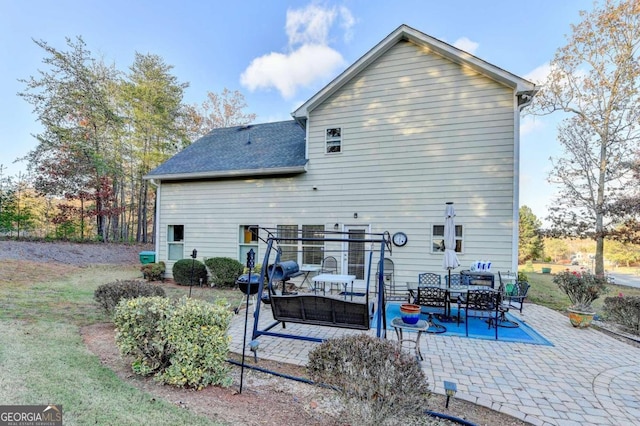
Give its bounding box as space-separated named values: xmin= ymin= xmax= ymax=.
xmin=391 ymin=317 xmax=430 ymax=360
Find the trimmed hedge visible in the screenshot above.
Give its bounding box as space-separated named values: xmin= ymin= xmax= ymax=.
xmin=94 ymin=280 xmax=166 ymax=315
xmin=113 ymin=296 xmax=233 ymax=389
xmin=172 ymin=258 xmax=208 ymax=286
xmin=603 ymin=295 xmax=640 ymax=335
xmin=141 ymin=261 xmax=166 ymax=282
xmin=204 ymin=257 xmax=244 ymax=288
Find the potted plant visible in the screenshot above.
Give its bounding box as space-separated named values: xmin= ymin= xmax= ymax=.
xmin=553 ymin=269 xmax=609 ymax=327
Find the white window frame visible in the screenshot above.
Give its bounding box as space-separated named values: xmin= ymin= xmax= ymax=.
xmin=275 ymin=224 xmax=325 ymax=265
xmin=239 ymin=225 xmax=259 ymax=264
xmin=301 ymin=225 xmax=324 ymax=265
xmin=325 ymin=127 xmax=342 ymax=154
xmin=168 ymin=225 xmax=184 ymax=260
xmin=431 ymin=224 xmax=463 ymax=254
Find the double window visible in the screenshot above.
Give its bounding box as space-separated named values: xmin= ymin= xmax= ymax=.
xmin=276 ymin=224 xmax=325 ymax=265
xmin=325 ymin=127 xmax=341 ymax=153
xmin=431 ymin=225 xmax=463 ymax=253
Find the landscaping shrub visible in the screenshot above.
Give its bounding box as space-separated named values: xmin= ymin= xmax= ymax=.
xmin=141 ymin=261 xmax=166 ymax=282
xmin=113 ymin=296 xmax=233 ymax=389
xmin=603 ymin=295 xmax=640 ymax=335
xmin=518 ymin=271 xmax=529 ymax=283
xmin=94 ymin=280 xmax=166 ymax=315
xmin=204 ymin=257 xmax=244 ymax=288
xmin=172 ymin=259 xmax=208 ymax=286
xmin=113 ymin=296 xmax=174 ymax=376
xmin=158 ymin=298 xmax=233 ymax=389
xmin=307 ymin=334 xmax=431 ymax=425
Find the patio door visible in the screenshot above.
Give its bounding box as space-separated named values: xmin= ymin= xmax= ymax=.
xmin=342 ymin=225 xmax=371 ymax=288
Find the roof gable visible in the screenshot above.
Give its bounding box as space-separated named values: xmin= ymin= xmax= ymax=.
xmin=292 ymin=24 xmax=537 ymax=121
xmin=145 ymin=120 xmax=306 ymax=180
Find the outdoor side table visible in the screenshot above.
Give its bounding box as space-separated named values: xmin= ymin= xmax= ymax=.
xmin=391 ymin=318 xmax=430 ymax=361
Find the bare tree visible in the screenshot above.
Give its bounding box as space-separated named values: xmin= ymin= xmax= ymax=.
xmin=532 ymin=0 xmax=640 ymax=275
xmin=182 ymin=88 xmax=256 ymax=141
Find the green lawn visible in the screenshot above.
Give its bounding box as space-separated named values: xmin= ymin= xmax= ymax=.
xmin=524 ymin=268 xmax=640 ymax=314
xmin=0 ymin=264 xmax=239 ymax=425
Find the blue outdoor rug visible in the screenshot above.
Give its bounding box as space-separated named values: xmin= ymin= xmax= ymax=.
xmin=373 ymin=303 xmax=553 ymax=346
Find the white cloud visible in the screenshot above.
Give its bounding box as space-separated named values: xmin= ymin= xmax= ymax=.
xmin=520 ymin=116 xmax=545 ymax=136
xmin=453 ymin=37 xmax=479 ymax=54
xmin=339 ymin=6 xmax=356 ymax=42
xmin=241 ymin=4 xmax=353 ymax=99
xmin=241 ymin=44 xmax=345 ymax=99
xmin=285 ymin=5 xmax=336 ymax=46
xmin=524 ymin=63 xmax=551 ymax=84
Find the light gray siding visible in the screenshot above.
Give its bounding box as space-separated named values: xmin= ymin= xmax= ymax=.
xmin=156 ymin=40 xmax=518 ymax=285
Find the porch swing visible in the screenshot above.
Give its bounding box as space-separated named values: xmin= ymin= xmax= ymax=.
xmin=250 ymin=228 xmax=391 ymax=343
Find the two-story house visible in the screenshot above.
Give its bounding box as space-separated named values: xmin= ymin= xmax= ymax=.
xmin=145 ymin=24 xmax=537 ymax=286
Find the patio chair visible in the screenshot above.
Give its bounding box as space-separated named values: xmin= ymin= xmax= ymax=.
xmin=445 ymin=273 xmax=462 ymax=287
xmin=415 ymin=286 xmax=447 ymax=333
xmin=457 ymin=289 xmax=500 ymax=339
xmin=377 ymin=258 xmax=404 ymax=301
xmin=320 ymin=256 xmax=337 ymax=274
xmin=505 ymin=281 xmax=530 ymax=313
xmin=496 ymin=282 xmax=519 ymax=328
xmin=418 ymin=272 xmax=441 ymax=287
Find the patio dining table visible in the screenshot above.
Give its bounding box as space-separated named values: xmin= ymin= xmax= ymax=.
xmin=408 ymin=281 xmax=494 ymax=319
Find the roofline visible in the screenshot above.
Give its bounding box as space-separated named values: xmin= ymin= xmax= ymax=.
xmin=144 ymin=165 xmax=307 ymax=181
xmin=292 ymin=24 xmax=537 ymax=121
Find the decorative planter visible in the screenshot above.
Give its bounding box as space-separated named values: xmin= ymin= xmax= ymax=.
xmin=400 ymin=303 xmax=421 ymax=324
xmin=567 ymin=308 xmax=596 ymax=328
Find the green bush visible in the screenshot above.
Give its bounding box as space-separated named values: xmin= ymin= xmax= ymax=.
xmin=141 ymin=261 xmax=166 ymax=282
xmin=113 ymin=296 xmax=174 ymax=376
xmin=603 ymin=295 xmax=640 ymax=335
xmin=172 ymin=259 xmax=208 ymax=286
xmin=518 ymin=271 xmax=529 ymax=283
xmin=94 ymin=280 xmax=166 ymax=315
xmin=204 ymin=257 xmax=244 ymax=288
xmin=113 ymin=296 xmax=233 ymax=389
xmin=158 ymin=298 xmax=233 ymax=389
xmin=307 ymin=334 xmax=431 ymax=425
xmin=523 ymin=260 xmax=535 ymax=273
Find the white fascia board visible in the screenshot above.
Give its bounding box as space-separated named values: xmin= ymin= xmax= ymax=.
xmin=143 ymin=166 xmax=307 ymax=181
xmin=292 ymin=24 xmax=537 ymax=120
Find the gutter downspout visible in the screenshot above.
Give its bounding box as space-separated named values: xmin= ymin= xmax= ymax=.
xmin=513 ymin=91 xmax=535 ymax=273
xmin=148 ymin=178 xmax=161 ymax=258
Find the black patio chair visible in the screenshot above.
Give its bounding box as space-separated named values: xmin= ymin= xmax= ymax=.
xmin=457 ymin=289 xmax=500 ymax=340
xmin=506 ymin=281 xmax=530 ymax=313
xmin=496 ymin=282 xmax=519 ymax=328
xmin=418 ymin=272 xmax=441 ymax=286
xmin=415 ymin=286 xmax=447 ymax=333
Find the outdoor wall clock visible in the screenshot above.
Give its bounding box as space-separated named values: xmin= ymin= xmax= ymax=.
xmin=392 ymin=232 xmax=408 ymax=247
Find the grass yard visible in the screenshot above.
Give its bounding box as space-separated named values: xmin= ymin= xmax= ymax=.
xmin=525 ymin=269 xmax=640 ymax=314
xmin=0 ymin=261 xmax=239 ymax=426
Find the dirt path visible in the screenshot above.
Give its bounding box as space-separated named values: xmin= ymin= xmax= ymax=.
xmin=0 ymin=240 xmax=149 ymax=265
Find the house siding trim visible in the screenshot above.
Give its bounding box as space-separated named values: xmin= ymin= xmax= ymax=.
xmin=292 ymin=24 xmax=537 ymax=121
xmin=146 ymin=166 xmax=307 ymax=181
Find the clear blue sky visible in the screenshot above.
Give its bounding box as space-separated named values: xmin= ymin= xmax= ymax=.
xmin=0 ymin=0 xmax=587 ymax=222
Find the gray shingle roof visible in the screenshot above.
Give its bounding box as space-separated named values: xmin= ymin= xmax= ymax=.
xmin=146 ymin=120 xmax=307 ymax=180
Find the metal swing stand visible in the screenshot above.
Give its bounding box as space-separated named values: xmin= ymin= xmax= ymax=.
xmin=249 ymin=227 xmax=391 ymax=344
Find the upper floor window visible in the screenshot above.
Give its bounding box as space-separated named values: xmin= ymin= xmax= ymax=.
xmin=326 ymin=127 xmax=341 ymax=153
xmin=432 ymin=225 xmax=463 ymax=253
